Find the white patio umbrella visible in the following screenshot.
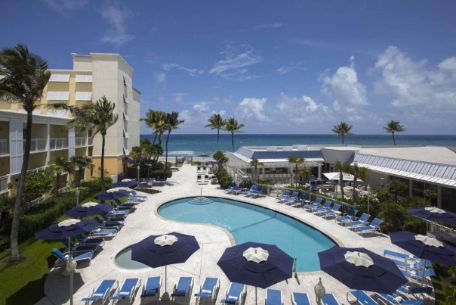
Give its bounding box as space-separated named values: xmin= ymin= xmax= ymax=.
xmin=323 ymin=172 xmax=362 ymax=182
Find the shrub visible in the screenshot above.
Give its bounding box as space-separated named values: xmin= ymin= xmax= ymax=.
xmin=214 ymin=168 xmax=232 ymax=189
xmin=379 ymin=200 xmax=407 ymax=232
xmin=8 ymin=168 xmax=55 ymax=203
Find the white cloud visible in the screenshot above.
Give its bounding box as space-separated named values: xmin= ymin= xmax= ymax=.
xmin=209 ymin=44 xmax=262 ymax=81
xmin=100 ymin=2 xmax=135 ymax=46
xmin=43 ymin=0 xmax=87 ymax=10
xmin=321 ymin=56 xmax=367 ymax=112
xmin=254 ymin=22 xmax=285 ymax=30
xmin=277 ymin=93 xmax=329 ymax=124
xmin=180 ymin=102 xmax=213 ymax=126
xmin=161 ymin=63 xmax=204 ymax=76
xmin=236 ymin=98 xmax=268 ymax=122
xmin=374 ymin=46 xmax=456 ymax=112
xmin=276 ymin=62 xmax=306 ymax=75
xmin=154 ymin=72 xmax=166 ymax=86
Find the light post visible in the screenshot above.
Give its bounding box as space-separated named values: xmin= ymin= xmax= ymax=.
xmin=366 ymin=184 xmax=371 ymax=214
xmin=314 ymin=277 xmax=326 ymax=305
xmin=76 ymin=187 xmax=80 ymax=206
xmin=137 ymin=165 xmax=140 ymax=182
xmin=65 ymin=246 xmax=77 ymax=305
xmin=75 ymin=165 xmax=80 ymax=206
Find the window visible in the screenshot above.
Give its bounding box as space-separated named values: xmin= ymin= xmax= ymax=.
xmin=47 ymin=91 xmax=69 ymax=101
xmin=441 ymin=187 xmax=456 ymax=212
xmin=75 ymin=92 xmax=92 ymax=101
xmin=49 ymin=74 xmax=70 ymax=82
xmin=75 ymin=74 xmax=92 ymax=82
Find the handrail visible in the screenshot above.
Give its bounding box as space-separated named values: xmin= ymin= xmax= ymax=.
xmin=0 ymin=139 xmax=8 ymax=155
xmin=50 ymin=137 xmax=68 ymax=150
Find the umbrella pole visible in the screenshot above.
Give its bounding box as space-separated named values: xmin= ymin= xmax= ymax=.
xmin=161 ymin=265 xmax=170 ymax=301
xmin=255 ymin=287 xmax=257 ymax=305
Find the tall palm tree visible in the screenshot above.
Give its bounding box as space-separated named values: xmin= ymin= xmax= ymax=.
xmin=142 ymin=110 xmax=167 ymax=144
xmin=164 ymin=112 xmax=184 ymax=171
xmin=50 ymin=157 xmax=73 ymax=192
xmin=384 ymin=120 xmax=405 ymax=145
xmin=69 ymin=155 xmax=92 ymax=186
xmin=224 ymin=117 xmax=244 ymax=152
xmin=250 ymin=158 xmax=263 ymax=182
xmin=349 ymin=162 xmax=368 ymax=200
xmin=335 ymin=161 xmax=351 ymax=199
xmin=213 ymin=151 xmax=228 ymax=172
xmin=332 ymin=122 xmax=352 ymax=144
xmin=206 ymin=113 xmax=225 ymax=149
xmin=288 ymin=156 xmax=304 ymax=186
xmin=0 ymin=44 xmax=50 ymax=260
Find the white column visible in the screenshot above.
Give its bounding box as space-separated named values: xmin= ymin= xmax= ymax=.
xmin=68 ymin=127 xmax=75 ymax=158
xmin=46 ymin=124 xmax=50 ymax=164
xmin=318 ymin=164 xmax=322 ymax=179
xmin=9 ymin=118 xmax=23 ymax=175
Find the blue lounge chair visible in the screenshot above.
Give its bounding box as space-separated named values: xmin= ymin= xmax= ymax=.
xmin=322 ymin=294 xmax=341 ymax=305
xmin=351 ymin=291 xmax=378 ymax=305
xmin=266 ymin=289 xmax=282 ymax=305
xmin=345 ymin=213 xmax=371 ymax=228
xmin=284 ymin=192 xmax=299 ymax=205
xmin=75 ymin=234 xmax=105 ymax=247
xmin=225 ymin=183 xmax=237 ymax=193
xmin=195 ymin=277 xmax=220 ymax=305
xmin=221 ymin=282 xmax=246 ymax=305
xmin=112 ymin=278 xmax=140 ymax=303
xmin=291 ymin=292 xmax=310 ymax=305
xmin=61 ymin=239 xmax=100 ymax=253
xmin=312 ymin=200 xmax=333 ymax=214
xmin=250 ymin=186 xmax=264 ymax=198
xmin=303 ymin=197 xmax=322 ymax=210
xmin=244 ymin=185 xmax=256 ymax=197
xmin=322 ymin=203 xmax=342 ymax=219
xmin=377 ymin=292 xmax=423 ymax=305
xmin=81 ymin=279 xmax=117 ymax=304
xmin=277 ymin=190 xmax=290 ymax=202
xmin=336 ymin=208 xmax=358 ymax=224
xmin=141 ymin=276 xmax=161 ymax=300
xmin=401 ymin=268 xmax=436 ymax=280
xmin=172 ymin=276 xmax=193 ymax=303
xmin=51 ymin=248 xmax=93 ymax=267
xmin=91 ymin=227 xmax=118 ymax=239
xmin=354 ymin=218 xmax=383 ymax=234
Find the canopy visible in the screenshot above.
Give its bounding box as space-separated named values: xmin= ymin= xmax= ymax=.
xmin=35 ymin=219 xmax=100 ymax=240
xmin=323 ymin=172 xmax=360 ymax=182
xmin=66 ymin=202 xmax=113 ymax=218
xmin=408 ymin=207 xmax=456 ymax=226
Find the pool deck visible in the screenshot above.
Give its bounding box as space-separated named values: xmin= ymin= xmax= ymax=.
xmin=37 ymin=164 xmax=434 ymax=305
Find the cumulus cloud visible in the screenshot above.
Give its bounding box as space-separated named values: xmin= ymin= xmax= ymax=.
xmin=180 ymin=102 xmax=218 ymax=127
xmin=236 ymin=98 xmax=268 ymax=122
xmin=321 ymin=56 xmax=367 ymax=112
xmin=43 ymin=0 xmax=87 ymax=10
xmin=374 ymin=46 xmax=456 ymax=112
xmin=161 ymin=63 xmax=205 ymax=77
xmin=154 ymin=72 xmax=166 ymax=86
xmin=277 ymin=93 xmax=329 ymax=124
xmin=100 ymin=2 xmax=135 ymax=46
xmin=209 ymin=44 xmax=262 ymax=81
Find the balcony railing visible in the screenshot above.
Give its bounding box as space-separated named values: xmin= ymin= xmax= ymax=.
xmin=75 ymin=137 xmax=87 ymax=147
xmin=0 ymin=139 xmax=8 ymax=155
xmin=50 ymin=138 xmax=68 ymax=150
xmin=28 ymin=138 xmax=46 ymax=152
xmin=0 ymin=175 xmax=8 ymax=193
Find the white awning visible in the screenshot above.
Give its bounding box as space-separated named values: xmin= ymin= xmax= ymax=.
xmin=324 ymin=172 xmax=359 ymax=182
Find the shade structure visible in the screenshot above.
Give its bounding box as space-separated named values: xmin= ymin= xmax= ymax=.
xmin=66 ymin=202 xmax=113 ymax=218
xmin=217 ymin=242 xmax=293 ymax=289
xmin=112 ymin=180 xmax=139 ymax=188
xmin=35 ymin=219 xmax=100 ymax=240
xmin=390 ymin=231 xmax=456 ymax=265
xmin=318 ymin=247 xmax=407 ymax=293
xmin=323 ymin=172 xmax=360 ymax=182
xmin=96 ymin=192 xmax=123 ymax=202
xmin=408 ymin=207 xmax=456 ymax=226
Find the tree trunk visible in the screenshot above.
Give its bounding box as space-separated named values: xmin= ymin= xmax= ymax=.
xmin=231 ymin=132 xmax=234 ymax=151
xmin=165 ymin=130 xmax=170 ymax=171
xmin=10 ymin=109 xmax=33 ymax=260
xmin=353 ymin=175 xmax=358 ymax=200
xmin=152 ymin=132 xmax=158 ymax=145
xmin=342 ymin=134 xmax=345 ymax=144
xmin=217 ymin=128 xmax=220 ymax=149
xmin=100 ymin=133 xmax=106 ymax=192
xmin=392 ymin=132 xmax=396 ymax=145
xmin=339 ymin=169 xmax=345 ymax=199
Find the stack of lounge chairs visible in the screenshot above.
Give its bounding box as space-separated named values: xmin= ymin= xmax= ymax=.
xmin=384 ymin=249 xmax=435 ymax=281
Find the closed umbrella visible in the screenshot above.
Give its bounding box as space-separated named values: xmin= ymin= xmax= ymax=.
xmin=390 ymin=231 xmax=456 ymax=265
xmin=217 ymin=242 xmax=293 ymax=305
xmin=408 ymin=207 xmax=456 ymax=226
xmin=66 ymin=202 xmax=113 ymax=218
xmin=318 ymin=247 xmax=407 ymax=294
xmin=130 ymin=232 xmax=200 ymax=300
xmin=96 ymin=192 xmax=123 ymax=203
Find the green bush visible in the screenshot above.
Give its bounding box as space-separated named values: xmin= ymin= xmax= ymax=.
xmin=214 ymin=168 xmax=233 ymax=189
xmin=9 ymin=168 xmax=55 ymax=203
xmin=148 ymin=169 xmax=172 ymax=179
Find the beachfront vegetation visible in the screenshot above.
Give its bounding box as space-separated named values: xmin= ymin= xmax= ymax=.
xmin=164 ymin=112 xmax=184 ymax=171
xmin=288 ymin=156 xmax=304 ymax=186
xmin=334 ymin=161 xmax=351 ymax=199
xmin=206 ymin=113 xmax=225 ymax=148
xmin=332 ymin=121 xmax=352 ymax=144
xmin=0 ymin=44 xmax=51 ymax=261
xmin=224 ymin=117 xmax=244 ymax=151
xmin=212 ymin=151 xmax=232 ymax=188
xmin=384 ymin=120 xmax=405 ymax=145
xmin=142 ymin=109 xmax=167 ymax=145
xmin=348 ymin=163 xmax=368 ymax=200
xmin=250 ymin=158 xmax=263 ymax=182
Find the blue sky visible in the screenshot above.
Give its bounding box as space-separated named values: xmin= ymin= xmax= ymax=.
xmin=1 ymin=0 xmax=456 ymax=134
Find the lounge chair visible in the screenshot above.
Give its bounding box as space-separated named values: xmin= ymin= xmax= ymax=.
xmin=354 ymin=218 xmax=383 ymax=234
xmin=398 ymin=285 xmax=433 ymax=298
xmin=141 ymin=276 xmax=161 ymax=301
xmin=225 ymin=183 xmax=237 ymax=193
xmin=377 ymin=292 xmax=423 ymax=305
xmin=277 ymin=190 xmax=291 ymax=202
xmin=61 ymin=239 xmax=100 ymax=253
xmin=221 ymin=282 xmax=246 ymax=305
xmin=91 ymin=227 xmax=118 ymax=239
xmin=336 ymin=208 xmax=358 ymax=224
xmin=266 ymin=289 xmax=282 ymax=305
xmin=195 ymin=277 xmax=220 ymax=305
xmin=321 ymin=203 xmax=342 ymax=219
xmin=322 ymin=294 xmax=341 ymax=305
xmin=344 ymin=213 xmax=371 ymax=228
xmin=172 ymin=276 xmax=193 ymax=304
xmin=303 ymin=196 xmax=323 ymax=210
xmin=291 ymin=292 xmax=310 ymax=305
xmin=81 ymin=279 xmax=117 ymax=304
xmin=244 ymin=185 xmax=258 ymax=197
xmin=112 ymin=278 xmax=141 ymax=304
xmin=312 ymin=200 xmax=333 ymax=214
xmin=75 ymin=235 xmax=105 ymax=247
xmin=351 ymin=291 xmax=378 ymax=305
xmin=284 ymin=192 xmax=299 ymax=205
xmin=250 ymin=186 xmax=264 ymax=198
xmin=401 ymin=268 xmax=435 ymax=280
xmin=51 ymin=248 xmax=93 ymax=267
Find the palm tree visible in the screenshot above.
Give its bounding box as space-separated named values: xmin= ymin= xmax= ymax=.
xmin=332 ymin=122 xmax=352 ymax=144
xmin=349 ymin=162 xmax=368 ymax=200
xmin=335 ymin=161 xmax=351 ymax=199
xmin=384 ymin=120 xmax=405 ymax=145
xmin=224 ymin=117 xmax=244 ymax=152
xmin=49 ymin=157 xmax=72 ymax=192
xmin=213 ymin=151 xmax=228 ymax=172
xmin=142 ymin=109 xmax=167 ymax=145
xmin=206 ymin=113 xmax=225 ymax=149
xmin=0 ymin=44 xmax=50 ymax=260
xmin=250 ymin=158 xmax=263 ymax=182
xmin=164 ymin=112 xmax=184 ymax=171
xmin=298 ymin=165 xmax=312 ymax=187
xmin=288 ymin=156 xmax=305 ymax=186
xmin=70 ymin=155 xmax=92 ymax=186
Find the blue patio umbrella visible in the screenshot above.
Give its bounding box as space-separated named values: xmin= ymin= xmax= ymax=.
xmin=408 ymin=207 xmax=456 ymax=226
xmin=66 ymin=202 xmax=113 ymax=219
xmin=217 ymin=242 xmax=293 ymax=305
xmin=112 ymin=180 xmax=139 ymax=188
xmin=390 ymin=231 xmax=456 ymax=265
xmin=96 ymin=192 xmax=123 ymax=202
xmin=130 ymin=232 xmax=200 ymax=299
xmin=318 ymin=247 xmax=407 ymax=294
xmin=35 ymin=218 xmax=100 ymax=241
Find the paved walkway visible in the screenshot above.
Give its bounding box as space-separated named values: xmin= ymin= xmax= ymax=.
xmin=39 ymin=164 xmax=433 ymax=305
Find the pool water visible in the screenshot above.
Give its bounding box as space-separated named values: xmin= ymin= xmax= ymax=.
xmin=157 ymin=196 xmax=335 ymax=272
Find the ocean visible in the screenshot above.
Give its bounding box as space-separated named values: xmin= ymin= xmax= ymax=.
xmin=140 ymin=134 xmax=456 ymax=156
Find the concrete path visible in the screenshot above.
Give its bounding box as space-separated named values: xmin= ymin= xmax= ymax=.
xmin=39 ymin=164 xmax=434 ymax=305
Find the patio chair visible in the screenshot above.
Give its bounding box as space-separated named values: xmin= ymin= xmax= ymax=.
xmin=221 ymin=282 xmax=246 ymax=305
xmin=244 ymin=185 xmax=258 ymax=197
xmin=194 ymin=277 xmax=220 ymax=305
xmin=303 ymin=196 xmax=322 ymax=210
xmin=60 ymin=239 xmax=100 ymax=253
xmin=51 ymin=248 xmax=93 ymax=267
xmin=225 ymin=183 xmax=237 ymax=193
xmin=321 ymin=203 xmax=342 ymax=219
xmin=284 ymin=192 xmax=299 ymax=205
xmin=336 ymin=208 xmax=358 ymax=224
xmin=344 ymin=213 xmax=371 ymax=228
xmin=111 ymin=278 xmax=141 ymax=304
xmin=312 ymin=200 xmax=333 ymax=214
xmin=75 ymin=235 xmax=105 ymax=247
xmin=351 ymin=291 xmax=378 ymax=305
xmin=91 ymin=227 xmax=118 ymax=239
xmin=141 ymin=276 xmax=161 ymax=301
xmin=354 ymin=218 xmax=383 ymax=234
xmin=401 ymin=268 xmax=436 ymax=280
xmin=172 ymin=276 xmax=193 ymax=304
xmin=81 ymin=279 xmax=117 ymax=304
xmin=277 ymin=190 xmax=290 ymax=202
xmin=266 ymin=289 xmax=282 ymax=305
xmin=377 ymin=292 xmax=423 ymax=305
xmin=291 ymin=292 xmax=310 ymax=305
xmin=322 ymin=294 xmax=341 ymax=305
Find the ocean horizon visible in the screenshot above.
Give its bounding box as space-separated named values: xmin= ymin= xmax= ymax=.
xmin=140 ymin=134 xmax=456 ymax=155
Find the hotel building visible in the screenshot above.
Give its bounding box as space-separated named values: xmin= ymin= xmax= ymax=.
xmin=0 ymin=53 xmax=140 ymax=194
xmin=227 ymin=145 xmax=456 ymax=212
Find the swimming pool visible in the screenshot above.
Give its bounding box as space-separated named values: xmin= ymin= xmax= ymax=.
xmin=157 ymin=196 xmax=336 ymax=272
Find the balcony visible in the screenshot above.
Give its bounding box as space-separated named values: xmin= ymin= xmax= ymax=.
xmin=0 ymin=139 xmax=8 ymax=155
xmin=75 ymin=137 xmax=87 ymax=147
xmin=0 ymin=175 xmax=8 ymax=193
xmin=28 ymin=138 xmax=46 ymax=152
xmin=50 ymin=138 xmax=68 ymax=150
